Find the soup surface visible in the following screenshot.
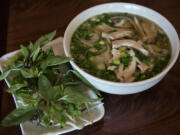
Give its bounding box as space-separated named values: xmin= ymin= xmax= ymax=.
xmin=70 ymin=13 xmax=171 ymax=82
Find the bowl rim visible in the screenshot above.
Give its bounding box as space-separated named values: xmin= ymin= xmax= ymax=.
xmin=64 ymin=2 xmax=180 ymax=86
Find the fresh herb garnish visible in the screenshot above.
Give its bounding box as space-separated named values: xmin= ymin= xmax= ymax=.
xmin=120 ymin=55 xmax=132 ymax=69
xmin=0 ymin=31 xmax=101 ymax=128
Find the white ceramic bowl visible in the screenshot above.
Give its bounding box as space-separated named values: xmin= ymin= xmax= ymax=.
xmin=64 ymin=2 xmax=180 ymax=94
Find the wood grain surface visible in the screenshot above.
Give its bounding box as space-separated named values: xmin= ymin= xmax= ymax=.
xmin=0 ymin=0 xmax=180 ymax=135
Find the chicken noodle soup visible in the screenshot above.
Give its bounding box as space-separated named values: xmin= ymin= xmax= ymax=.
xmin=70 ymin=13 xmax=171 ymax=82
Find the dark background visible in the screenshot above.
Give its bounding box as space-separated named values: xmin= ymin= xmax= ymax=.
xmin=0 ymin=0 xmax=180 ymax=135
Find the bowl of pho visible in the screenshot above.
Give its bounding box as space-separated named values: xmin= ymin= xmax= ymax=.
xmin=64 ymin=3 xmax=180 ymax=94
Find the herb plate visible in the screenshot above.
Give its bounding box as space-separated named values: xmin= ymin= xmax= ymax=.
xmin=0 ymin=37 xmax=105 ymax=135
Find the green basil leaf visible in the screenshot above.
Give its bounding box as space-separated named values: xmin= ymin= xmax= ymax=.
xmin=28 ymin=42 xmax=33 ymax=52
xmin=38 ymin=75 xmax=61 ymax=101
xmin=38 ymin=75 xmax=52 ymax=101
xmin=39 ymin=114 xmax=51 ymax=127
xmin=54 ymin=63 xmax=71 ymax=74
xmin=69 ymin=70 xmax=101 ymax=96
xmin=62 ymin=87 xmax=101 ymax=103
xmin=1 ymin=106 xmax=37 ymax=126
xmin=32 ymin=45 xmax=41 ymax=62
xmin=15 ymin=92 xmax=39 ymax=106
xmin=7 ymin=83 xmax=27 ymax=93
xmin=52 ymin=85 xmax=62 ymax=100
xmin=44 ymin=47 xmax=54 ymax=56
xmin=40 ymin=56 xmax=72 ymax=69
xmin=66 ymin=103 xmax=82 ymax=117
xmin=33 ymin=68 xmax=39 ymax=77
xmin=20 ymin=68 xmax=34 ymax=78
xmin=0 ymin=70 xmax=12 ymax=81
xmin=34 ymin=30 xmax=56 ymax=48
xmin=1 ymin=30 xmax=102 ymax=128
xmin=64 ymin=81 xmax=81 ymax=86
xmin=39 ymin=105 xmax=66 ymax=127
xmin=20 ymin=45 xmax=29 ymax=61
xmin=36 ymin=52 xmax=44 ymax=62
xmin=51 ymin=106 xmax=66 ymax=127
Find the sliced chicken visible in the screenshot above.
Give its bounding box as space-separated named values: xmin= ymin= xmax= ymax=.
xmin=102 ymin=29 xmax=134 ymax=40
xmin=114 ymin=19 xmax=132 ymax=28
xmin=89 ymin=48 xmax=97 ymax=53
xmin=93 ymin=44 xmax=111 ymax=64
xmin=133 ymin=17 xmax=147 ymax=41
xmin=107 ymin=65 xmax=116 ymax=71
xmin=116 ymin=64 xmax=124 ymax=81
xmin=80 ymin=39 xmax=93 ymax=46
xmin=122 ymin=57 xmax=136 ymax=80
xmin=93 ymin=55 xmax=105 ymax=64
xmin=141 ymin=22 xmax=157 ymax=43
xmin=137 ymin=63 xmax=148 ymax=73
xmin=125 ymin=76 xmax=135 ymax=82
xmin=129 ymin=49 xmax=148 ymax=73
xmin=112 ymin=39 xmax=149 ymax=56
xmin=97 ymin=63 xmax=105 ymax=70
xmin=100 ymin=44 xmax=112 ymax=63
xmin=116 ymin=57 xmax=136 ymax=82
xmin=95 ymin=23 xmax=117 ymax=32
xmin=135 ymin=57 xmax=148 ymax=73
xmin=90 ymin=32 xmax=100 ymax=43
xmin=111 ymin=48 xmax=121 ymax=60
xmin=111 ymin=17 xmax=133 ymax=28
xmin=129 ymin=49 xmax=135 ymax=56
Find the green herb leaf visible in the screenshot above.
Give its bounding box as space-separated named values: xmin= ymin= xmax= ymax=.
xmin=51 ymin=106 xmax=66 ymax=126
xmin=29 ymin=31 xmax=56 ymax=63
xmin=0 ymin=30 xmax=102 ymax=128
xmin=15 ymin=92 xmax=38 ymax=106
xmin=20 ymin=68 xmax=34 ymax=78
xmin=32 ymin=45 xmax=41 ymax=62
xmin=55 ymin=63 xmax=71 ymax=74
xmin=120 ymin=55 xmax=132 ymax=69
xmin=0 ymin=70 xmax=12 ymax=81
xmin=38 ymin=75 xmax=61 ymax=101
xmin=8 ymin=83 xmax=27 ymax=93
xmin=39 ymin=114 xmax=51 ymax=127
xmin=52 ymin=85 xmax=62 ymax=100
xmin=69 ymin=70 xmax=101 ymax=96
xmin=34 ymin=30 xmax=56 ymax=48
xmin=62 ymin=87 xmax=101 ymax=103
xmin=38 ymin=75 xmax=52 ymax=101
xmin=36 ymin=52 xmax=44 ymax=62
xmin=40 ymin=105 xmax=67 ymax=128
xmin=135 ymin=50 xmax=149 ymax=62
xmin=66 ymin=103 xmax=82 ymax=117
xmin=20 ymin=45 xmax=29 ymax=61
xmin=28 ymin=42 xmax=33 ymax=52
xmin=64 ymin=81 xmax=81 ymax=86
xmin=1 ymin=106 xmax=37 ymax=126
xmin=40 ymin=56 xmax=72 ymax=69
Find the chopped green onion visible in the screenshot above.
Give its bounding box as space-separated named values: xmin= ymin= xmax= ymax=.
xmin=99 ymin=40 xmax=105 ymax=45
xmin=119 ymin=47 xmax=127 ymax=52
xmin=96 ymin=19 xmax=100 ymax=22
xmin=140 ymin=74 xmax=146 ymax=79
xmin=108 ymin=19 xmax=112 ymax=23
xmin=120 ymin=52 xmax=128 ymax=57
xmin=89 ymin=56 xmax=94 ymax=61
xmin=113 ymin=59 xmax=120 ymax=65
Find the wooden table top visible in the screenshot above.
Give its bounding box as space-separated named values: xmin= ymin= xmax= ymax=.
xmin=0 ymin=0 xmax=180 ymax=135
